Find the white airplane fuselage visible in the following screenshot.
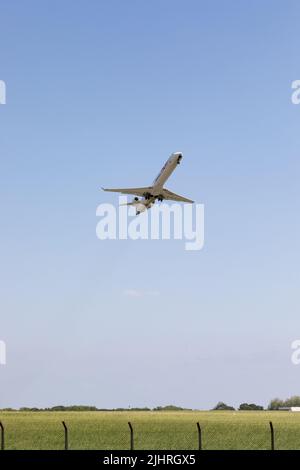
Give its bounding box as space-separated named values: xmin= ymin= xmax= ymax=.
xmin=151 ymin=152 xmax=182 ymax=195
xmin=135 ymin=153 xmax=182 ymax=213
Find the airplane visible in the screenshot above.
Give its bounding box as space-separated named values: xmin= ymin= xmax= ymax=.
xmin=102 ymin=152 xmax=194 ymax=215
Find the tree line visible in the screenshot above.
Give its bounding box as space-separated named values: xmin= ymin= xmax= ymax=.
xmin=1 ymin=397 xmax=300 ymax=412
xmin=213 ymin=396 xmax=300 ymax=411
xmin=0 ymin=405 xmax=189 ymax=412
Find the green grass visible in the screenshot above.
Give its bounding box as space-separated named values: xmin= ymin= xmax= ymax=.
xmin=1 ymin=411 xmax=300 ymax=450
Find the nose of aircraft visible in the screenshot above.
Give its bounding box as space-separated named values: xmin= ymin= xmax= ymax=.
xmin=174 ymin=153 xmax=182 ymax=164
xmin=172 ymin=151 xmax=182 ymax=160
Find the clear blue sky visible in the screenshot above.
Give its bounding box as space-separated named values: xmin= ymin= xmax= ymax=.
xmin=0 ymin=0 xmax=299 ymax=409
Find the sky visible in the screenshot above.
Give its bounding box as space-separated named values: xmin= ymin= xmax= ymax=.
xmin=0 ymin=0 xmax=299 ymax=410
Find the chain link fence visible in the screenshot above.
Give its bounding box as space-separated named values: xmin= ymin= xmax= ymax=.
xmin=1 ymin=418 xmax=300 ymax=450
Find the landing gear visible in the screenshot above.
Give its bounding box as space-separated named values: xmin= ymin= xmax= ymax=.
xmin=157 ymin=195 xmax=164 ymax=202
xmin=143 ymin=192 xmax=152 ymax=200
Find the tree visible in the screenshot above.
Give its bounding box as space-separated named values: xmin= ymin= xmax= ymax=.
xmin=153 ymin=405 xmax=186 ymax=411
xmin=284 ymin=396 xmax=300 ymax=408
xmin=268 ymin=398 xmax=284 ymax=410
xmin=212 ymin=402 xmax=235 ymax=411
xmin=239 ymin=403 xmax=264 ymax=411
xmin=268 ymin=396 xmax=300 ymax=410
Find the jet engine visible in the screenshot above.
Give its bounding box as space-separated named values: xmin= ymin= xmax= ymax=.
xmin=136 ymin=202 xmax=147 ymax=215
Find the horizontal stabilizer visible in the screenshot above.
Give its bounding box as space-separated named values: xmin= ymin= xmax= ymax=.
xmin=161 ymin=188 xmax=194 ymax=203
xmin=102 ymin=186 xmax=152 ymax=197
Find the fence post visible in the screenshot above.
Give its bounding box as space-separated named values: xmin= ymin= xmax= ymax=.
xmin=0 ymin=422 xmax=4 ymax=450
xmin=128 ymin=422 xmax=134 ymax=450
xmin=62 ymin=421 xmax=68 ymax=450
xmin=269 ymin=421 xmax=275 ymax=450
xmin=196 ymin=422 xmax=202 ymax=450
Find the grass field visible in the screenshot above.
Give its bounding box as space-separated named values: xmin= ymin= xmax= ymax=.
xmin=1 ymin=411 xmax=300 ymax=450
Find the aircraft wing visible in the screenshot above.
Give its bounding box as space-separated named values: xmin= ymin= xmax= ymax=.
xmin=162 ymin=188 xmax=194 ymax=203
xmin=102 ymin=186 xmax=152 ymax=196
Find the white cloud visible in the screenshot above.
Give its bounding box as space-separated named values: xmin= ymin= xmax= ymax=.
xmin=123 ymin=289 xmax=143 ymax=298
